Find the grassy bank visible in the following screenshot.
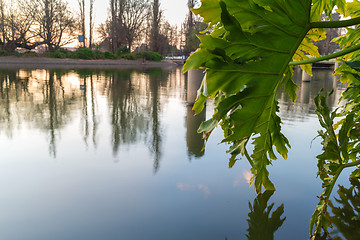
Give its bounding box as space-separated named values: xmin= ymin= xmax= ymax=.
xmin=0 ymin=48 xmax=164 ymax=62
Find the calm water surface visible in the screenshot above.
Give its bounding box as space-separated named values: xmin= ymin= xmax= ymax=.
xmin=0 ymin=67 xmax=353 ymax=239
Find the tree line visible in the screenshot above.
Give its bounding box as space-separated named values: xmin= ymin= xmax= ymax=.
xmin=0 ymin=0 xmax=205 ymax=56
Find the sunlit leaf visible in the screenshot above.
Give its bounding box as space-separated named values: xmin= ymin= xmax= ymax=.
xmin=185 ymin=0 xmax=312 ymax=193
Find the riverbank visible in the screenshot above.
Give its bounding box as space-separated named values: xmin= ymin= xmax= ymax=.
xmin=0 ymin=56 xmax=179 ymax=69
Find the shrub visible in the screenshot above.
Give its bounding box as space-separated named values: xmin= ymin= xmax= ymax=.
xmin=122 ymin=53 xmax=136 ymax=60
xmin=116 ymin=46 xmax=130 ymax=56
xmin=11 ymin=51 xmax=21 ymax=57
xmin=44 ymin=51 xmax=65 ymax=58
xmin=58 ymin=49 xmax=74 ymax=58
xmin=72 ymin=48 xmax=96 ymax=60
xmin=104 ymin=51 xmax=117 ymax=59
xmin=44 ymin=49 xmax=75 ymax=58
xmin=143 ymin=51 xmax=163 ymax=61
xmin=0 ymin=50 xmax=9 ymax=56
xmin=23 ymin=51 xmax=39 ymax=57
xmin=94 ymin=50 xmax=105 ymax=59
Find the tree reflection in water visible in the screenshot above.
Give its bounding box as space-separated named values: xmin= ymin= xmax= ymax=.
xmin=0 ymin=69 xmax=79 ymax=156
xmin=0 ymin=67 xmax=191 ymax=173
xmin=148 ymin=69 xmax=164 ymax=173
xmin=107 ymin=68 xmax=173 ymax=172
xmin=277 ymin=67 xmax=346 ymax=122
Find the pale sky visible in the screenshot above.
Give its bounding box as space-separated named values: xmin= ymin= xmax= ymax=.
xmin=68 ymin=0 xmax=189 ymax=27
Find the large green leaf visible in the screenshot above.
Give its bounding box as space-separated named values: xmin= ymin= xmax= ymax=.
xmin=184 ymin=0 xmax=312 ymax=193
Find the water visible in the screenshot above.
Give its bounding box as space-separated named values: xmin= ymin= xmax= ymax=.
xmin=0 ymin=67 xmax=352 ymax=239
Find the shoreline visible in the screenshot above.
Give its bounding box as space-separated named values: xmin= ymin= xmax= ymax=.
xmin=0 ymin=56 xmax=180 ymax=69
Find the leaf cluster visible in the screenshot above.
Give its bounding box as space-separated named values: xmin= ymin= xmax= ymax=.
xmin=184 ymin=0 xmax=312 ymax=193
xmin=311 ymin=62 xmax=360 ymax=238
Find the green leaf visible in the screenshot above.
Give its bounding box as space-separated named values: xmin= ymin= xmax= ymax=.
xmin=345 ymin=61 xmax=360 ymax=71
xmin=185 ymin=0 xmax=311 ymax=193
xmin=198 ymin=118 xmax=218 ymax=136
xmin=282 ymin=66 xmax=298 ymax=102
xmin=192 ymin=77 xmax=208 ymax=114
xmin=192 ymin=0 xmax=222 ymax=26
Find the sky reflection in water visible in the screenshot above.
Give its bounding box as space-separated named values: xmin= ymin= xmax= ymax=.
xmin=0 ymin=67 xmax=354 ymax=240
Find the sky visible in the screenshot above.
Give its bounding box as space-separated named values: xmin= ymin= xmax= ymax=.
xmin=68 ymin=0 xmax=189 ymax=27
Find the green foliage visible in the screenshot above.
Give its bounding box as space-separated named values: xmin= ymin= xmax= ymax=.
xmin=119 ymin=51 xmax=163 ymax=61
xmin=310 ymin=60 xmax=360 ymax=239
xmin=22 ymin=52 xmax=39 ymax=57
xmin=72 ymin=47 xmax=97 ymax=60
xmin=43 ymin=48 xmax=118 ymax=60
xmin=0 ymin=47 xmax=163 ymax=62
xmin=185 ymin=0 xmax=313 ymax=193
xmin=0 ymin=50 xmax=22 ymax=57
xmin=116 ymin=46 xmax=130 ymax=56
xmin=141 ymin=51 xmax=163 ymax=61
xmin=0 ymin=50 xmax=10 ymax=56
xmin=104 ymin=51 xmax=117 ymax=59
xmin=44 ymin=49 xmax=73 ymax=58
xmin=184 ymin=0 xmax=360 ymax=238
xmin=45 ymin=51 xmax=66 ymax=59
xmin=121 ymin=53 xmax=137 ymax=60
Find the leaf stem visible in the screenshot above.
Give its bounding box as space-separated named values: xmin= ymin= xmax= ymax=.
xmin=289 ymin=43 xmax=360 ymax=65
xmin=310 ymin=16 xmax=360 ymax=29
xmin=343 ymin=159 xmax=360 ymax=169
xmin=245 ymin=149 xmax=256 ymax=169
xmin=319 ymin=160 xmax=360 ymax=215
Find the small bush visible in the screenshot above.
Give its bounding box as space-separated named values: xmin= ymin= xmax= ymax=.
xmin=44 ymin=51 xmax=65 ymax=58
xmin=94 ymin=50 xmax=105 ymax=59
xmin=23 ymin=51 xmax=39 ymax=57
xmin=58 ymin=49 xmax=74 ymax=58
xmin=116 ymin=46 xmax=130 ymax=56
xmin=72 ymin=48 xmax=96 ymax=60
xmin=44 ymin=49 xmax=75 ymax=58
xmin=11 ymin=51 xmax=21 ymax=57
xmin=122 ymin=53 xmax=136 ymax=60
xmin=0 ymin=50 xmax=9 ymax=56
xmin=143 ymin=51 xmax=163 ymax=61
xmin=104 ymin=51 xmax=117 ymax=59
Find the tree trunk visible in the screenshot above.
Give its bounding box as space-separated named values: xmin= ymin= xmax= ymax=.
xmin=89 ymin=0 xmax=94 ymax=49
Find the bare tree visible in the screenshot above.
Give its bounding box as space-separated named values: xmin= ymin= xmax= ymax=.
xmin=122 ymin=0 xmax=150 ymax=51
xmin=108 ymin=0 xmax=126 ymax=52
xmin=160 ymin=21 xmax=181 ymax=54
xmin=89 ymin=0 xmax=94 ymax=49
xmin=102 ymin=0 xmax=149 ymax=52
xmin=0 ymin=0 xmax=5 ymax=46
xmin=149 ymin=0 xmax=161 ymax=52
xmin=97 ymin=21 xmax=111 ymax=49
xmin=0 ymin=0 xmax=38 ymax=52
xmin=78 ymin=0 xmax=85 ymax=47
xmin=26 ymin=0 xmax=76 ymax=51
